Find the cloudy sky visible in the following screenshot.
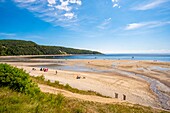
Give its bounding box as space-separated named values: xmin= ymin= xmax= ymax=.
xmin=0 ymin=0 xmax=170 ymax=53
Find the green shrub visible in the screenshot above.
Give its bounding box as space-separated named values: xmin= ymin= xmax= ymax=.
xmin=54 ymin=80 xmax=59 ymax=85
xmin=0 ymin=63 xmax=40 ymax=96
xmin=65 ymin=83 xmax=71 ymax=89
xmin=36 ymin=75 xmax=45 ymax=81
xmin=55 ymin=93 xmax=65 ymax=112
xmin=74 ymin=107 xmax=84 ymax=113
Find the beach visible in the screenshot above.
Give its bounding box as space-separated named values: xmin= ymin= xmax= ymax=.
xmin=0 ymin=56 xmax=170 ymax=110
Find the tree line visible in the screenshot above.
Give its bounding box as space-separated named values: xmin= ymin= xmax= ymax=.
xmin=0 ymin=40 xmax=101 ymax=56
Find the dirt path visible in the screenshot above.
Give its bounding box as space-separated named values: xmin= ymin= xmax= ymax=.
xmin=39 ymin=84 xmax=123 ymax=104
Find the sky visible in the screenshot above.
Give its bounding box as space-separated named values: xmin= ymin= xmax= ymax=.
xmin=0 ymin=0 xmax=170 ymax=53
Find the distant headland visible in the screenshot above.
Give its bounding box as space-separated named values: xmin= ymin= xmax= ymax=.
xmin=0 ymin=39 xmax=101 ymax=56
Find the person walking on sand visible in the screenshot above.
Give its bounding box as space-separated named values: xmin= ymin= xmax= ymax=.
xmin=56 ymin=70 xmax=58 ymax=75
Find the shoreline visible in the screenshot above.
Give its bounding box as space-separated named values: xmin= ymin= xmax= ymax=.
xmin=0 ymin=54 xmax=170 ymax=62
xmin=0 ymin=54 xmax=72 ymax=58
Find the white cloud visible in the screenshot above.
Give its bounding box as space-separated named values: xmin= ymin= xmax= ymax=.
xmin=125 ymin=21 xmax=170 ymax=30
xmin=0 ymin=32 xmax=16 ymax=37
xmin=14 ymin=0 xmax=36 ymax=3
xmin=69 ymin=0 xmax=82 ymax=5
xmin=54 ymin=0 xmax=81 ymax=11
xmin=64 ymin=13 xmax=74 ymax=19
xmin=112 ymin=0 xmax=118 ymax=2
xmin=97 ymin=18 xmax=112 ymax=29
xmin=13 ymin=0 xmax=82 ymax=28
xmin=111 ymin=0 xmax=121 ymax=8
xmin=55 ymin=4 xmax=72 ymax=11
xmin=125 ymin=23 xmax=146 ymax=30
xmin=47 ymin=0 xmax=56 ymax=4
xmin=104 ymin=49 xmax=170 ymax=54
xmin=133 ymin=0 xmax=170 ymax=10
xmin=113 ymin=4 xmax=119 ymax=8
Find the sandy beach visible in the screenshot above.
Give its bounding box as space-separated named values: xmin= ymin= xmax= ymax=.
xmin=0 ymin=56 xmax=170 ymax=110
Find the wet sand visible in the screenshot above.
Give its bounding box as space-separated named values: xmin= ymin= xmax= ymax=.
xmin=0 ymin=56 xmax=170 ymax=110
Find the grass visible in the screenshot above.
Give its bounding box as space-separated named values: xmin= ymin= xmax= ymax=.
xmin=0 ymin=87 xmax=169 ymax=113
xmin=31 ymin=75 xmax=110 ymax=98
xmin=0 ymin=87 xmax=67 ymax=113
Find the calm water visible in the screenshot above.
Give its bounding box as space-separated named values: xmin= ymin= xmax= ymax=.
xmin=32 ymin=54 xmax=170 ymax=62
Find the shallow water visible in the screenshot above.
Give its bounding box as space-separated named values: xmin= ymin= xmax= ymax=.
xmin=38 ymin=64 xmax=111 ymax=73
xmin=149 ymin=66 xmax=170 ymax=71
xmin=111 ymin=69 xmax=170 ymax=110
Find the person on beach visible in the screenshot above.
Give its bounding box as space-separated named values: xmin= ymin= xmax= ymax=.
xmin=32 ymin=68 xmax=36 ymax=70
xmin=76 ymin=75 xmax=81 ymax=79
xmin=56 ymin=70 xmax=58 ymax=75
xmin=40 ymin=68 xmax=43 ymax=71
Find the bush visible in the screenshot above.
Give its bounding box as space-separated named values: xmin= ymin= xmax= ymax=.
xmin=65 ymin=83 xmax=71 ymax=89
xmin=54 ymin=80 xmax=59 ymax=85
xmin=0 ymin=63 xmax=40 ymax=96
xmin=36 ymin=75 xmax=45 ymax=81
xmin=74 ymin=107 xmax=84 ymax=113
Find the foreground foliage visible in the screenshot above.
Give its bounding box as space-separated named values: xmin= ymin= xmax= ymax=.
xmin=0 ymin=63 xmax=169 ymax=113
xmin=0 ymin=40 xmax=101 ymax=56
xmin=0 ymin=63 xmax=40 ymax=96
xmin=1 ymin=87 xmax=169 ymax=113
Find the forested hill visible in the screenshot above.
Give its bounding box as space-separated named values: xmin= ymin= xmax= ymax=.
xmin=0 ymin=40 xmax=101 ymax=56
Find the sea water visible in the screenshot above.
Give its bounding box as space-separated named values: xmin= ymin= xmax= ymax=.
xmin=32 ymin=54 xmax=170 ymax=62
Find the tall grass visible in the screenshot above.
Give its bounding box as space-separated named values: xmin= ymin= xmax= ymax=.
xmin=1 ymin=87 xmax=169 ymax=113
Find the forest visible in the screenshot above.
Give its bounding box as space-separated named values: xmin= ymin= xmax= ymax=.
xmin=0 ymin=40 xmax=101 ymax=56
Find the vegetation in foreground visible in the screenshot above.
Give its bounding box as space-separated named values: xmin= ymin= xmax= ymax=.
xmin=0 ymin=40 xmax=101 ymax=56
xmin=0 ymin=63 xmax=169 ymax=113
xmin=2 ymin=87 xmax=169 ymax=113
xmin=0 ymin=63 xmax=40 ymax=96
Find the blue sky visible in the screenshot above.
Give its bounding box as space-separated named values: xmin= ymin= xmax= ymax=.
xmin=0 ymin=0 xmax=170 ymax=53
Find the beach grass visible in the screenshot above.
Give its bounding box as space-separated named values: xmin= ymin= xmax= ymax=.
xmin=1 ymin=87 xmax=169 ymax=113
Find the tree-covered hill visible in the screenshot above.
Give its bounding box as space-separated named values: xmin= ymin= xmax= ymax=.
xmin=0 ymin=40 xmax=101 ymax=56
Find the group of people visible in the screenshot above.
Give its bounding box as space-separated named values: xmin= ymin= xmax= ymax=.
xmin=76 ymin=75 xmax=86 ymax=79
xmin=32 ymin=67 xmax=58 ymax=74
xmin=40 ymin=67 xmax=48 ymax=72
xmin=32 ymin=67 xmax=87 ymax=79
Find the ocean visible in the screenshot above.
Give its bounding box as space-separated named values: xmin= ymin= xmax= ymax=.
xmin=32 ymin=54 xmax=170 ymax=62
